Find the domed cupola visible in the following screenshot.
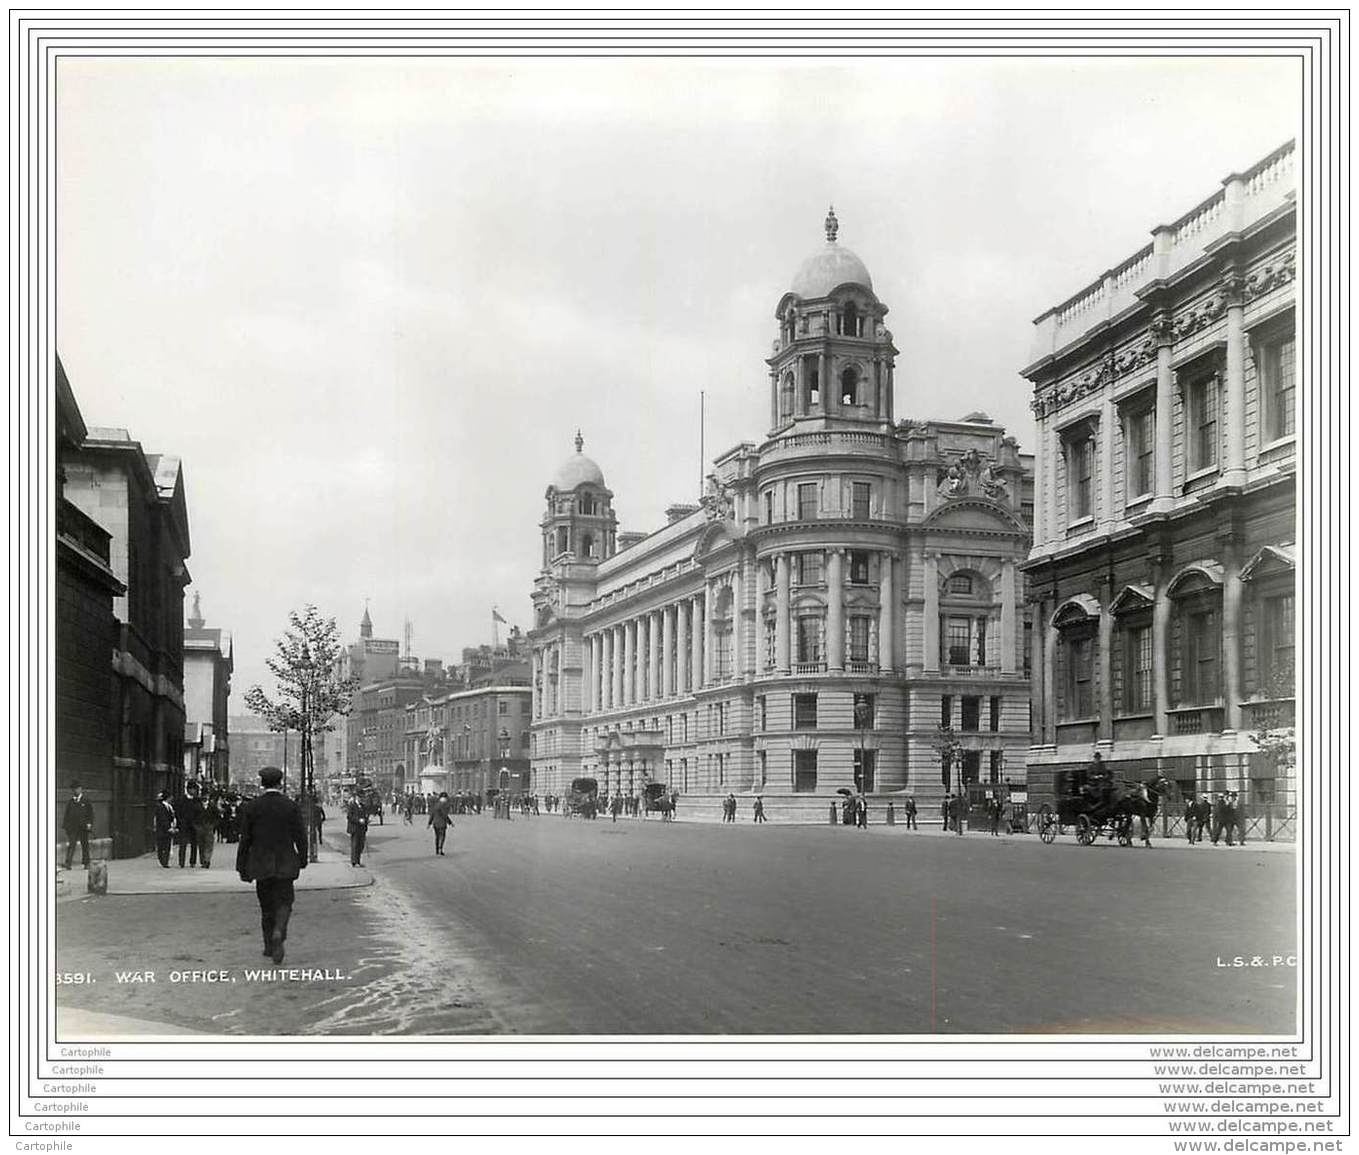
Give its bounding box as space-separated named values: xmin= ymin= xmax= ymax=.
xmin=790 ymin=206 xmax=874 ymax=299
xmin=541 ymin=431 xmax=617 ymax=568
xmin=767 ymin=209 xmax=898 ymax=434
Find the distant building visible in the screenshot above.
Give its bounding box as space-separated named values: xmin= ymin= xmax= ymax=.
xmin=350 ymin=667 xmax=452 ymax=794
xmin=320 ymin=605 xmax=401 ymax=785
xmin=452 ymin=627 xmax=531 ymax=689
xmin=182 ymin=592 xmax=233 ymax=785
xmin=403 ymin=684 xmax=533 ymax=797
xmin=61 ymin=375 xmax=192 ymax=857
xmin=1021 ymin=141 xmax=1296 ymax=821
xmin=229 ymin=714 xmax=303 ymax=791
xmin=54 ymin=357 xmax=125 ymax=860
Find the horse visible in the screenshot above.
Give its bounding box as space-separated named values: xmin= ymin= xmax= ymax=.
xmin=1110 ymin=774 xmax=1170 ymax=847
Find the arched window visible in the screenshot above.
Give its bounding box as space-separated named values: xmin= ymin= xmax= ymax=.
xmin=842 ymin=300 xmax=860 ymax=337
xmin=579 ymin=492 xmax=597 ymax=515
xmin=581 ymin=533 xmax=595 ymax=558
xmin=840 ymin=366 xmax=860 ymax=407
xmin=556 ymin=527 xmax=570 ymax=555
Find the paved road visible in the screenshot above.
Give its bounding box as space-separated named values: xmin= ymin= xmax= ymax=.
xmin=354 ymin=813 xmax=1295 ymax=1035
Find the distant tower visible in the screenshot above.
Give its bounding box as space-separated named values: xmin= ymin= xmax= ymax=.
xmin=187 ymin=591 xmax=205 ymax=630
xmin=403 ymin=618 xmax=413 ymax=663
xmin=540 ymin=431 xmax=618 ymax=569
xmin=360 ymin=601 xmax=373 ymax=640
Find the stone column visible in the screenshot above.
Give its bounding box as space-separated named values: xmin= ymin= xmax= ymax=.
xmin=1153 ymin=313 xmax=1175 ymax=511
xmin=775 ymin=553 xmax=791 ymax=673
xmin=1030 ymin=598 xmax=1044 ymax=744
xmin=703 ymin=581 xmax=715 ymax=684
xmin=1043 ymin=608 xmax=1059 ymax=744
xmin=676 ymin=601 xmax=690 ymax=696
xmin=827 ymin=548 xmax=845 ymax=671
xmin=923 ymin=553 xmax=940 ymax=672
xmin=648 ymin=611 xmax=661 ymax=701
xmin=1223 ymin=273 xmax=1248 ymax=486
xmin=1032 ymin=413 xmax=1046 ymax=548
xmin=756 ymin=560 xmax=769 ymax=672
xmin=818 ymin=350 xmax=827 ymax=409
xmin=1097 ymin=582 xmax=1114 ymax=743
xmin=1048 ymin=420 xmax=1061 ymax=534
xmin=732 ymin=562 xmax=745 ymax=679
xmin=1100 ymin=394 xmax=1116 ymax=533
xmin=662 ymin=605 xmax=675 ymax=698
xmin=1000 ymin=560 xmax=1017 ymax=674
xmin=582 ymin=635 xmax=593 ymax=714
xmin=613 ymin=624 xmax=625 ymax=709
xmin=624 ymin=618 xmax=637 ymax=706
xmin=692 ymin=596 xmax=704 ymax=690
xmin=1222 ymin=535 xmax=1244 ymax=731
xmin=879 ymin=551 xmax=895 ymax=673
xmin=1152 ymin=560 xmax=1171 ymax=738
xmin=531 ymin=649 xmax=541 ymax=717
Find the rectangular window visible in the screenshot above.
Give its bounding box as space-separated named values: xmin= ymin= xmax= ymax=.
xmin=498 ymin=700 xmax=508 ymax=715
xmin=797 ymin=483 xmax=818 ymax=521
xmin=947 ymin=616 xmax=972 ymax=666
xmin=1263 ymin=334 xmax=1297 ymax=442
xmin=1064 ymin=635 xmax=1095 ymax=718
xmin=1261 ymin=593 xmax=1295 ymax=692
xmin=793 ymin=749 xmax=818 ymax=792
xmin=1184 ymin=609 xmax=1220 ymax=703
xmin=851 ymin=482 xmax=872 ymax=520
xmin=1068 ymin=433 xmax=1095 ymax=520
xmin=796 ymin=550 xmax=824 ymax=586
xmin=793 ymin=693 xmax=818 ymax=729
xmin=989 ymin=695 xmax=1001 ymax=732
xmin=940 ymin=694 xmax=952 ymax=729
xmin=853 ymin=749 xmax=876 ymax=793
xmin=796 ymin=617 xmax=823 ymax=665
xmin=1124 ymin=624 xmax=1153 ymax=712
xmin=960 ymin=696 xmax=980 ymax=733
xmin=1127 ymin=408 xmax=1155 ymax=498
xmin=764 ymin=490 xmax=775 ymax=523
xmin=1188 ymin=375 xmax=1220 ymax=472
xmin=848 ymin=550 xmax=870 ymax=585
xmin=989 ymin=749 xmax=1002 ymax=784
xmin=849 ymin=616 xmax=871 ymax=664
xmin=757 ymin=695 xmax=767 ymax=731
xmin=1021 ymin=501 xmax=1034 ymax=524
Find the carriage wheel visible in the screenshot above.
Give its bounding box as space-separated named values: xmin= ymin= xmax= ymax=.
xmin=1116 ymin=817 xmax=1133 ymax=847
xmin=1076 ymin=815 xmax=1095 ymax=845
xmin=1038 ymin=805 xmax=1057 ymax=844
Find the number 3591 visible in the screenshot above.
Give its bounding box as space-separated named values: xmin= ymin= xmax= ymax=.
xmin=55 ymin=972 xmax=93 ymax=984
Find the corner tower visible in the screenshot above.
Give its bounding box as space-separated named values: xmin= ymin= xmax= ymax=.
xmin=539 ymin=431 xmax=617 ymax=568
xmin=767 ymin=207 xmax=899 ymax=433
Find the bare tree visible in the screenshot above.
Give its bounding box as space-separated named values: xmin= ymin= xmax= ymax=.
xmin=244 ymin=604 xmax=358 ymax=862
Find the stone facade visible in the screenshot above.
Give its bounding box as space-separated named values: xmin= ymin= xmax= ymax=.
xmin=228 ymin=715 xmax=303 ymax=791
xmin=61 ymin=377 xmax=192 ymax=857
xmin=1021 ymin=141 xmax=1297 ymax=822
xmin=182 ymin=594 xmax=233 ymax=784
xmin=529 ymin=211 xmax=1034 ymax=814
xmin=402 ymin=684 xmax=533 ymax=797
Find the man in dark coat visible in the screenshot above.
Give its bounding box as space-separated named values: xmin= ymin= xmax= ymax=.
xmin=152 ymin=790 xmax=176 ymax=867
xmin=173 ymin=783 xmax=204 ymax=868
xmin=345 ymin=789 xmax=369 ymax=866
xmin=62 ymin=783 xmax=95 ymax=870
xmin=236 ymin=766 xmax=307 ymax=965
xmin=428 ymin=791 xmax=453 ymax=855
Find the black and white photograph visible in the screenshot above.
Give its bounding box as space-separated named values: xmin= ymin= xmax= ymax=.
xmin=47 ymin=46 xmax=1304 ymax=1048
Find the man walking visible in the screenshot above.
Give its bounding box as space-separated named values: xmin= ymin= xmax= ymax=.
xmin=989 ymin=796 xmax=1002 ymax=836
xmin=345 ymin=788 xmax=369 ymax=867
xmin=1228 ymin=791 xmax=1247 ymax=845
xmin=428 ymin=791 xmax=453 ymax=856
xmin=904 ymin=794 xmax=917 ymax=830
xmin=197 ymin=790 xmax=220 ymax=868
xmin=753 ymin=795 xmax=766 ymax=823
xmin=62 ymin=783 xmax=94 ymax=870
xmin=153 ymin=791 xmax=176 ymax=867
xmin=236 ymin=766 xmax=307 ymax=965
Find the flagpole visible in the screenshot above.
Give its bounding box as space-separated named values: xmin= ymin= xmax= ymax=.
xmin=492 ymin=606 xmax=500 ymax=650
xmin=699 ymin=390 xmax=705 ymax=498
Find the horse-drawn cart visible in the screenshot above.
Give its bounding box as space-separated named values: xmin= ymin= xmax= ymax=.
xmin=567 ymin=777 xmax=599 ymax=819
xmin=1036 ymin=765 xmax=1169 ymax=847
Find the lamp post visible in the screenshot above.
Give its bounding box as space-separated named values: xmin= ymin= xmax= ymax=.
xmin=498 ymin=727 xmax=511 ymax=794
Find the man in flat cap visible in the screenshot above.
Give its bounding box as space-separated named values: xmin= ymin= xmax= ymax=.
xmin=235 ymin=766 xmax=307 ymax=965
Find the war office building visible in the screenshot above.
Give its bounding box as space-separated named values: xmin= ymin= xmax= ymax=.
xmin=1021 ymin=142 xmax=1296 ymax=818
xmin=529 ymin=212 xmax=1034 ymax=813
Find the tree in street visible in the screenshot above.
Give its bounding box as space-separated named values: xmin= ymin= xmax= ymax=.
xmin=244 ymin=604 xmax=358 ymax=862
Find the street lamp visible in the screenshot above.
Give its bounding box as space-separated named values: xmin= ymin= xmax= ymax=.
xmin=498 ymin=727 xmax=511 ymax=793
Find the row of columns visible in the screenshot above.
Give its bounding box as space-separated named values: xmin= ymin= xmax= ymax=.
xmin=1030 ymin=541 xmax=1247 ymax=745
xmin=759 ymin=548 xmax=897 ymax=674
xmin=1034 ymin=266 xmax=1250 ymax=550
xmin=530 ymin=645 xmax=562 ymax=717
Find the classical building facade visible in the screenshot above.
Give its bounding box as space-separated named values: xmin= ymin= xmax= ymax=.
xmin=61 ymin=388 xmax=192 ymax=856
xmin=1021 ymin=141 xmax=1296 ymax=816
xmin=529 ymin=212 xmax=1034 ymax=811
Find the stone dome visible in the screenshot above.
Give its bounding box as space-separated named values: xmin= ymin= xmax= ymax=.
xmin=790 ymin=207 xmax=873 ymax=298
xmin=552 ymin=431 xmax=605 ymax=490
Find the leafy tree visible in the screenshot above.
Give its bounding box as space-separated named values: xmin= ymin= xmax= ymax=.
xmin=244 ymin=604 xmax=358 ymax=862
xmin=931 ymin=725 xmax=964 ymax=791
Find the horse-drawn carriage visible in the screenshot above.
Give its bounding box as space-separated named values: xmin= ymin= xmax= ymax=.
xmin=567 ymin=777 xmax=599 ymax=819
xmin=642 ymin=781 xmax=675 ymax=820
xmin=1036 ymin=764 xmax=1169 ymax=847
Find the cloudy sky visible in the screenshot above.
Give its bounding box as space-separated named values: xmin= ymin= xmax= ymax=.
xmin=56 ymin=57 xmax=1297 ymax=696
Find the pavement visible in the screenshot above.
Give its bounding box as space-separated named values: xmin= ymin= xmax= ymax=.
xmin=65 ymin=842 xmax=374 ymax=895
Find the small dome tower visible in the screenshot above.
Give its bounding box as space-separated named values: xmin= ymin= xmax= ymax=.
xmin=541 ymin=431 xmax=618 ymax=568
